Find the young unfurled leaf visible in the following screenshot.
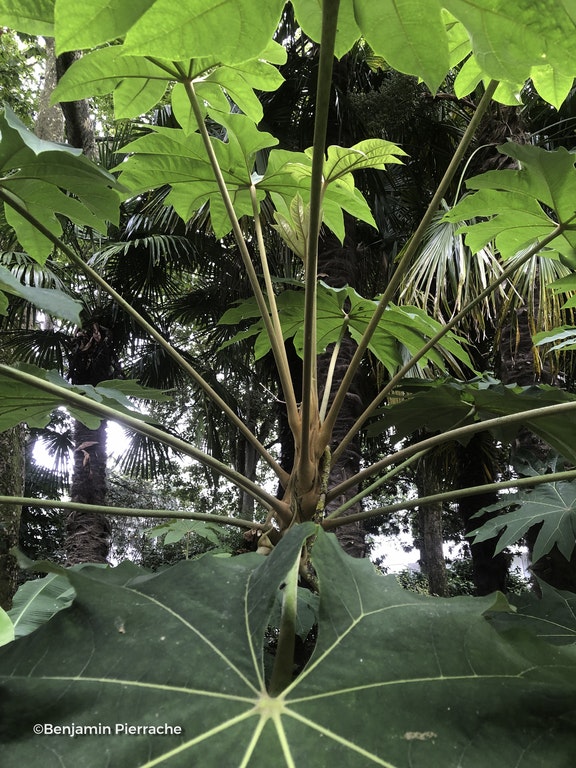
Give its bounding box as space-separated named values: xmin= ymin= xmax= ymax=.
xmin=272 ymin=194 xmax=310 ymax=261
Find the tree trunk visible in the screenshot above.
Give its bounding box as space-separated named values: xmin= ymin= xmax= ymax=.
xmin=65 ymin=323 xmax=118 ymax=564
xmin=55 ymin=51 xmax=97 ymax=159
xmin=0 ymin=425 xmax=24 ymax=609
xmin=414 ymin=457 xmax=449 ymax=596
xmin=66 ymin=420 xmax=110 ymax=565
xmin=457 ymin=434 xmax=509 ymax=595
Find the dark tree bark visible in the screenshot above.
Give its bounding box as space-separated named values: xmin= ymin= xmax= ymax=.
xmin=65 ymin=323 xmax=120 ymax=565
xmin=457 ymin=434 xmax=510 ymax=595
xmin=66 ymin=420 xmax=109 ymax=565
xmin=55 ymin=51 xmax=97 ymax=159
xmin=0 ymin=425 xmax=24 ymax=609
xmin=414 ymin=451 xmax=449 ymax=596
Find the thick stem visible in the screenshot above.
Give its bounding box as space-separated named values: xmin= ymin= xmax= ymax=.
xmin=298 ymin=0 xmax=341 ymax=479
xmin=269 ymin=556 xmax=300 ymax=696
xmin=321 ymin=81 xmax=500 ymax=452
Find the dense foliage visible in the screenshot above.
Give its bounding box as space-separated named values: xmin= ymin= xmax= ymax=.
xmin=1 ymin=1 xmax=576 ymax=766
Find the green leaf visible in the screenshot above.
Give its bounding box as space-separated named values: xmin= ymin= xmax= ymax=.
xmin=369 ymin=378 xmax=576 ymax=464
xmin=318 ymin=139 xmax=406 ymax=185
xmin=52 ymin=45 xmax=170 ymax=120
xmin=116 ymin=121 xmax=276 ymax=238
xmin=2 ymin=526 xmax=576 ymax=766
xmin=533 ymin=326 xmax=576 ymax=353
xmin=220 ymin=284 xmax=473 ymax=373
xmin=444 ymin=0 xmax=576 ymax=89
xmin=0 ymin=609 xmax=13 ymax=648
xmin=145 ymin=519 xmax=223 ymax=547
xmin=292 ymin=0 xmax=361 ymax=60
xmin=54 ymin=0 xmax=155 ymax=53
xmin=445 ymin=144 xmax=576 ymax=263
xmin=262 ymin=147 xmax=391 ymax=242
xmin=470 ymin=482 xmax=576 ymax=562
xmin=0 ymin=264 xmax=82 ymax=324
xmin=123 ymin=0 xmax=285 ymax=64
xmin=355 ymin=0 xmax=450 ymax=93
xmin=0 ymin=106 xmax=122 ymax=262
xmin=7 ymin=573 xmax=76 ymax=639
xmin=488 ymin=581 xmax=576 ymax=645
xmin=530 ymin=63 xmax=575 ymax=111
xmin=0 ymin=0 xmax=54 ymax=35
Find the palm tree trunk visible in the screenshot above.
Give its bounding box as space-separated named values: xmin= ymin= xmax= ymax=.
xmin=66 ymin=420 xmax=110 ymax=564
xmin=414 ymin=455 xmax=449 ymax=596
xmin=0 ymin=424 xmax=24 ymax=609
xmin=65 ymin=323 xmax=117 ymax=564
xmin=457 ymin=434 xmax=509 ymax=594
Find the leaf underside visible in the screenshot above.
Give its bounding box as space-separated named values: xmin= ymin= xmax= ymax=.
xmin=1 ymin=526 xmax=575 ymax=767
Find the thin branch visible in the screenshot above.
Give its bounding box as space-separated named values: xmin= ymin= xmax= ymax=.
xmin=320 ymin=80 xmax=500 ymax=451
xmin=319 ymin=323 xmax=346 ymax=422
xmin=327 ymin=397 xmax=576 ymax=502
xmin=323 ymin=467 xmax=576 ymax=529
xmin=180 ymin=77 xmax=300 ymax=432
xmin=323 ymin=449 xmax=429 ymax=521
xmin=0 ymin=186 xmax=287 ymax=484
xmin=0 ymin=362 xmax=291 ymax=522
xmin=249 ymin=184 xmax=299 ymax=427
xmin=0 ymin=495 xmax=269 ymax=530
xmin=298 ymin=0 xmax=341 ymax=478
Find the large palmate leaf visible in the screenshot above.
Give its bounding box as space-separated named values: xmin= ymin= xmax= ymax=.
xmin=1 ymin=525 xmax=576 ymax=767
xmin=219 ymin=283 xmax=473 ymax=374
xmin=116 ymin=121 xmax=276 ymax=238
xmin=0 ymin=106 xmax=122 ymax=262
xmin=0 ymin=0 xmax=54 ymax=35
xmin=263 ymin=142 xmax=403 ymax=242
xmin=123 ymin=0 xmax=285 ymax=64
xmin=470 ymin=481 xmax=576 ymax=563
xmin=370 ymin=378 xmax=576 ymax=464
xmin=445 ymin=144 xmax=576 ymax=265
xmin=52 ymin=42 xmax=285 ymax=123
